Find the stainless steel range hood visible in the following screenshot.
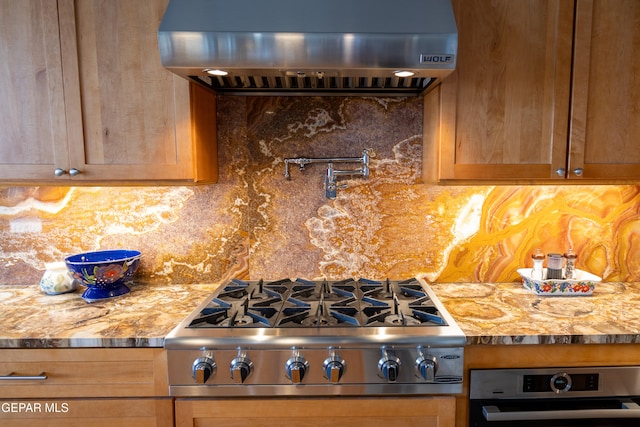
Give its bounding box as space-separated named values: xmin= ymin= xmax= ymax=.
xmin=158 ymin=0 xmax=457 ymax=96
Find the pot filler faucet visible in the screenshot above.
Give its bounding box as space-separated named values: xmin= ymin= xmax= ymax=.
xmin=284 ymin=149 xmax=370 ymax=199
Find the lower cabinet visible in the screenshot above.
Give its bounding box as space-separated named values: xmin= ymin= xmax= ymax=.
xmin=0 ymin=348 xmax=172 ymax=426
xmin=0 ymin=398 xmax=173 ymax=426
xmin=175 ymin=396 xmax=456 ymax=427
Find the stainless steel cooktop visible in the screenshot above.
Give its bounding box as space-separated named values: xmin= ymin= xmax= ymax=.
xmin=165 ymin=277 xmax=465 ymax=396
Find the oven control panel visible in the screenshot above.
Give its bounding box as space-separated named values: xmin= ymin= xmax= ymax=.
xmin=470 ymin=366 xmax=640 ymax=400
xmin=523 ymin=372 xmax=599 ymax=393
xmin=168 ymin=345 xmax=464 ymax=397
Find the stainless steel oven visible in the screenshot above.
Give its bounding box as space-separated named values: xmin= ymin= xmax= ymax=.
xmin=469 ymin=367 xmax=640 ymax=426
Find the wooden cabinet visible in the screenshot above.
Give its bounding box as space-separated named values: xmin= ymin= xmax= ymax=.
xmin=569 ymin=0 xmax=640 ymax=180
xmin=0 ymin=399 xmax=173 ymax=427
xmin=424 ymin=0 xmax=575 ymax=182
xmin=175 ymin=396 xmax=455 ymax=427
xmin=0 ymin=348 xmax=172 ymax=426
xmin=0 ymin=0 xmax=72 ymax=181
xmin=61 ymin=0 xmax=217 ymax=183
xmin=424 ymin=0 xmax=640 ymax=182
xmin=0 ymin=0 xmax=217 ymax=184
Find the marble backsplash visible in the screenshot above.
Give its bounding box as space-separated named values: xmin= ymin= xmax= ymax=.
xmin=1 ymin=96 xmax=639 ymax=285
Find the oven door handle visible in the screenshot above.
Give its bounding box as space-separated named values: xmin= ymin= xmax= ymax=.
xmin=483 ymin=400 xmax=640 ymax=421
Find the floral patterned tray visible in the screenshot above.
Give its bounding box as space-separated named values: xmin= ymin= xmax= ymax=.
xmin=517 ymin=268 xmax=602 ymax=296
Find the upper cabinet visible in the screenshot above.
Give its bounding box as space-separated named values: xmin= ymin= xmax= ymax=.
xmin=569 ymin=0 xmax=640 ymax=180
xmin=0 ymin=0 xmax=72 ymax=181
xmin=0 ymin=0 xmax=217 ymax=184
xmin=424 ymin=0 xmax=640 ymax=182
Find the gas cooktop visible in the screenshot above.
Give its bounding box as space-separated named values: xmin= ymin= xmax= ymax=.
xmin=187 ymin=277 xmax=449 ymax=329
xmin=165 ymin=277 xmax=465 ymax=348
xmin=165 ymin=278 xmax=465 ymax=396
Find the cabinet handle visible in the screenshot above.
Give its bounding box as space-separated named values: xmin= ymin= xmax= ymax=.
xmin=0 ymin=372 xmax=48 ymax=380
xmin=54 ymin=168 xmax=66 ymax=176
xmin=69 ymin=168 xmax=81 ymax=176
xmin=555 ymin=168 xmax=566 ymax=176
xmin=572 ymin=168 xmax=583 ymax=177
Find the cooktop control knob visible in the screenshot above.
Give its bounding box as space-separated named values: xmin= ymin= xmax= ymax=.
xmin=323 ymin=352 xmax=346 ymax=383
xmin=378 ymin=349 xmax=401 ymax=383
xmin=230 ymin=354 xmax=253 ymax=384
xmin=192 ymin=356 xmax=216 ymax=384
xmin=415 ymin=352 xmax=438 ymax=382
xmin=285 ymin=355 xmax=309 ymax=384
xmin=550 ymin=372 xmax=572 ymax=393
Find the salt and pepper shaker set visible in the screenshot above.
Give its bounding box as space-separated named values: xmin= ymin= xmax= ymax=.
xmin=530 ymin=248 xmax=577 ymax=280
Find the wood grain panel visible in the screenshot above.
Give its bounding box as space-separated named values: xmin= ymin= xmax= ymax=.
xmin=176 ymin=397 xmax=455 ymax=427
xmin=0 ymin=0 xmax=69 ymax=178
xmin=569 ymin=0 xmax=640 ymax=179
xmin=435 ymin=0 xmax=574 ymax=180
xmin=0 ymin=348 xmax=168 ymax=398
xmin=0 ymin=398 xmax=173 ymax=427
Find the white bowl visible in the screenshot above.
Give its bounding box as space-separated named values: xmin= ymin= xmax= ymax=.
xmin=517 ymin=268 xmax=602 ymax=296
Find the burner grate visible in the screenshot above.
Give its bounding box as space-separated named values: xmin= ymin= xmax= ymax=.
xmin=187 ymin=278 xmax=448 ymax=328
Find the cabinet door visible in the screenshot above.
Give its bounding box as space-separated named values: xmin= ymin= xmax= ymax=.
xmin=175 ymin=397 xmax=455 ymax=427
xmin=0 ymin=0 xmax=72 ymax=182
xmin=0 ymin=398 xmax=173 ymax=427
xmin=568 ymin=0 xmax=640 ymax=180
xmin=58 ymin=0 xmax=200 ymax=182
xmin=430 ymin=0 xmax=574 ymax=181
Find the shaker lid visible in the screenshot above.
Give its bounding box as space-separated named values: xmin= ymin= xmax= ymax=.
xmin=531 ymin=248 xmax=545 ymax=260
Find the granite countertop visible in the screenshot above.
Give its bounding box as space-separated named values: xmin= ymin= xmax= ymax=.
xmin=430 ymin=281 xmax=640 ymax=345
xmin=1 ymin=281 xmax=640 ymax=348
xmin=0 ymin=282 xmax=221 ymax=348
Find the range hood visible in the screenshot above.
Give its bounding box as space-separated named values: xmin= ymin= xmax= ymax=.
xmin=158 ymin=0 xmax=458 ymax=96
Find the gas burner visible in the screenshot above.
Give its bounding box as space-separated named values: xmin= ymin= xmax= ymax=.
xmin=383 ymin=314 xmax=420 ymax=326
xmin=301 ymin=314 xmax=339 ymax=327
xmin=233 ymin=315 xmax=254 ymax=326
xmin=187 ymin=278 xmax=448 ymax=329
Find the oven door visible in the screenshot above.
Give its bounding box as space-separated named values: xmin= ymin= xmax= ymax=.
xmin=469 ymin=397 xmax=640 ymax=426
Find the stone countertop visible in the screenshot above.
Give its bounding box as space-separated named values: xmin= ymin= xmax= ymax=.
xmin=2 ymin=281 xmax=640 ymax=348
xmin=430 ymin=281 xmax=640 ymax=345
xmin=0 ymin=282 xmax=221 ymax=348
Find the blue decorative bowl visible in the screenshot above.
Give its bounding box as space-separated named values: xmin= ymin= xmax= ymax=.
xmin=65 ymin=250 xmax=141 ymax=303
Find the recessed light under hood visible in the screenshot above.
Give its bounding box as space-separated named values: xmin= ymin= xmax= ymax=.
xmin=158 ymin=0 xmax=458 ymax=96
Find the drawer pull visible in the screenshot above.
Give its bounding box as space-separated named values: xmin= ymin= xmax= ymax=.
xmin=0 ymin=372 xmax=48 ymax=380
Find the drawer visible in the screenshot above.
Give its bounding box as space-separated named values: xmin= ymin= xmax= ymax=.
xmin=0 ymin=348 xmax=168 ymax=398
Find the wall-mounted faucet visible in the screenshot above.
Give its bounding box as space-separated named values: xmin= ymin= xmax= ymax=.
xmin=284 ymin=149 xmax=370 ymax=199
